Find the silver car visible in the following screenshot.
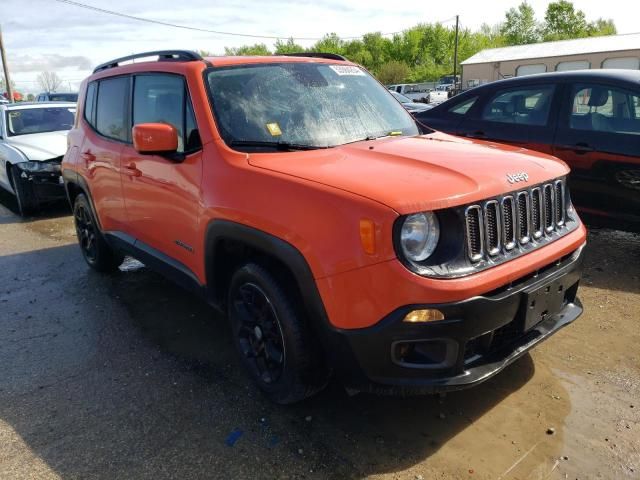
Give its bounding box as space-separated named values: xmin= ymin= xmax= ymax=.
xmin=0 ymin=102 xmax=75 ymax=216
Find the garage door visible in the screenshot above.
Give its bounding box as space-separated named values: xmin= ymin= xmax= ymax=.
xmin=516 ymin=64 xmax=547 ymax=76
xmin=602 ymin=57 xmax=640 ymax=70
xmin=556 ymin=60 xmax=590 ymax=72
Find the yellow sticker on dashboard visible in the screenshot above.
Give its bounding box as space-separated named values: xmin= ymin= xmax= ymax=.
xmin=266 ymin=122 xmax=282 ymax=136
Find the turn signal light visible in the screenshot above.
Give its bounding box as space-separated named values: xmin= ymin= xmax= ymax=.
xmin=359 ymin=219 xmax=376 ymax=255
xmin=403 ymin=309 xmax=445 ymax=323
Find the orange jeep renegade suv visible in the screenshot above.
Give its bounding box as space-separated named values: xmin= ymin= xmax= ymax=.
xmin=63 ymin=51 xmax=587 ymax=403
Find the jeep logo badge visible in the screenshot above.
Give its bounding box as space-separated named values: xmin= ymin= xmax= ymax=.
xmin=506 ymin=172 xmax=529 ymax=184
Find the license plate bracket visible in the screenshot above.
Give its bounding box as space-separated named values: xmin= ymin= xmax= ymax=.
xmin=522 ymin=278 xmax=567 ymax=332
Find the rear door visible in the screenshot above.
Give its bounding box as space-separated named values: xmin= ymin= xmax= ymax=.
xmin=120 ymin=73 xmax=203 ymax=276
xmin=553 ymin=82 xmax=640 ymax=225
xmin=80 ymin=77 xmax=128 ymax=232
xmin=457 ymin=83 xmax=559 ymax=155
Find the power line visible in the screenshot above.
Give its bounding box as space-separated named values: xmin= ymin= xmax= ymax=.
xmin=52 ymin=0 xmax=455 ymax=42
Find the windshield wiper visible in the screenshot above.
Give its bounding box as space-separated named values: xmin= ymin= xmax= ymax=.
xmin=342 ymin=131 xmax=405 ymax=145
xmin=228 ymin=140 xmax=327 ymax=151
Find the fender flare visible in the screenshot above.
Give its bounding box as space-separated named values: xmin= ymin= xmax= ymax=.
xmin=204 ymin=219 xmax=331 ymax=328
xmin=61 ymin=169 xmax=103 ymax=230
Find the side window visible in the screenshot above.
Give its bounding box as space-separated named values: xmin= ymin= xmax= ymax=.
xmin=95 ymin=77 xmax=129 ymax=142
xmin=133 ymin=74 xmax=200 ymax=153
xmin=569 ymin=84 xmax=640 ymax=135
xmin=84 ymin=82 xmax=97 ymax=127
xmin=449 ymin=96 xmax=477 ymax=115
xmin=481 ymin=86 xmax=554 ymax=126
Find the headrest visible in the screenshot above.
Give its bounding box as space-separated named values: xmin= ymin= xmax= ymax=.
xmin=588 ymin=87 xmax=609 ymax=107
xmin=512 ymin=95 xmax=526 ymax=112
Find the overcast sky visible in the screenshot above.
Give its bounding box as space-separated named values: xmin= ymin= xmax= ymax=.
xmin=2 ymin=0 xmax=638 ymax=93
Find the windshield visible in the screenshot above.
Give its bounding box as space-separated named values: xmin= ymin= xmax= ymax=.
xmin=6 ymin=107 xmax=76 ymax=136
xmin=206 ymin=63 xmax=418 ymax=150
xmin=47 ymin=93 xmax=78 ymax=102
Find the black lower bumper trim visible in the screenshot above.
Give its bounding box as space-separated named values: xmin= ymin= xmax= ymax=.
xmin=324 ymin=245 xmax=585 ymax=394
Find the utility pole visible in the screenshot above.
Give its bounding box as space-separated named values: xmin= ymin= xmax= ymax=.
xmin=453 ymin=15 xmax=459 ymax=94
xmin=0 ymin=25 xmax=14 ymax=103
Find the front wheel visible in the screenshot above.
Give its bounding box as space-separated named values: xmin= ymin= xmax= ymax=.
xmin=73 ymin=194 xmax=123 ymax=272
xmin=9 ymin=166 xmax=38 ymax=217
xmin=228 ymin=263 xmax=329 ymax=404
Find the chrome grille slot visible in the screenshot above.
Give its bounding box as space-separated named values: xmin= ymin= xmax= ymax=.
xmin=554 ymin=180 xmax=565 ymax=226
xmin=462 ymin=178 xmax=568 ymax=267
xmin=516 ymin=192 xmax=530 ymax=244
xmin=543 ymin=183 xmax=555 ymax=233
xmin=465 ymin=205 xmax=484 ymax=262
xmin=530 ymin=187 xmax=543 ymax=239
xmin=501 ymin=196 xmax=516 ymax=250
xmin=484 ymin=200 xmax=501 ymax=256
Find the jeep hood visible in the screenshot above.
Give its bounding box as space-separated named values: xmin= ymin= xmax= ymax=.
xmin=248 ymin=132 xmax=570 ymax=214
xmin=6 ymin=131 xmax=68 ymax=161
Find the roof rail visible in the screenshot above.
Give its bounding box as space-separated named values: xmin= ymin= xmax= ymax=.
xmin=280 ymin=52 xmax=348 ymax=61
xmin=93 ymin=50 xmax=206 ymax=74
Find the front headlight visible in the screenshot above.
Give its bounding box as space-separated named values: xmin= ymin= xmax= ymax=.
xmin=400 ymin=212 xmax=440 ymax=262
xmin=15 ymin=161 xmax=61 ymax=173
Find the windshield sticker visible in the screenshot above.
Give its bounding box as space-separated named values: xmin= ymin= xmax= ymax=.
xmin=329 ymin=65 xmax=365 ymax=76
xmin=266 ymin=122 xmax=282 ymax=136
xmin=9 ymin=111 xmax=21 ymax=117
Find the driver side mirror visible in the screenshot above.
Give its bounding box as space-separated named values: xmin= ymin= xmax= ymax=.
xmin=132 ymin=123 xmax=179 ymax=156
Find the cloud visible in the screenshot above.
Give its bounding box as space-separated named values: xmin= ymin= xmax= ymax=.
xmin=9 ymin=54 xmax=93 ymax=73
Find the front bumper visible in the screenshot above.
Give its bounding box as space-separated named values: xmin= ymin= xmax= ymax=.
xmin=324 ymin=244 xmax=585 ymax=394
xmin=14 ymin=168 xmax=65 ymax=202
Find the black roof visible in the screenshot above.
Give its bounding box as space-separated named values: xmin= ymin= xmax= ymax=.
xmin=474 ymin=69 xmax=640 ymax=90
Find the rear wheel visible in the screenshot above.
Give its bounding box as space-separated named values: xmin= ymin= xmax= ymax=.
xmin=9 ymin=166 xmax=38 ymax=217
xmin=228 ymin=263 xmax=329 ymax=404
xmin=73 ymin=194 xmax=123 ymax=272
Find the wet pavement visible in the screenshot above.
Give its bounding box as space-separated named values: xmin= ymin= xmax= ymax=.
xmin=0 ymin=191 xmax=638 ymax=479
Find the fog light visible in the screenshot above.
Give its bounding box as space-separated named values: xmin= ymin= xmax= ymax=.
xmin=403 ymin=309 xmax=445 ymax=323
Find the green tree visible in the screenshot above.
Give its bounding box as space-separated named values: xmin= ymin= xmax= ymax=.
xmin=224 ymin=43 xmax=271 ymax=56
xmin=542 ymin=0 xmax=588 ymax=40
xmin=587 ymin=18 xmax=617 ymax=37
xmin=377 ymin=60 xmax=410 ymax=85
xmin=310 ymin=33 xmax=344 ymax=54
xmin=274 ymin=38 xmax=305 ymax=54
xmin=500 ymin=2 xmax=540 ymax=45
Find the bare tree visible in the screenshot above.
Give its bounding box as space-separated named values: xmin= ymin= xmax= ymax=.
xmin=37 ymin=71 xmax=63 ymax=92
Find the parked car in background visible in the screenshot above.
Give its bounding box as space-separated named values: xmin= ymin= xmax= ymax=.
xmin=0 ymin=102 xmax=75 ymax=215
xmin=63 ymin=50 xmax=585 ymax=404
xmin=414 ymin=70 xmax=640 ymax=233
xmin=428 ymin=84 xmax=451 ymax=104
xmin=36 ymin=92 xmax=79 ymax=102
xmin=390 ymin=90 xmax=433 ymax=113
xmin=387 ymin=83 xmax=431 ymax=103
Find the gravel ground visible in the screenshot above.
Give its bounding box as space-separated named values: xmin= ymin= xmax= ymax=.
xmin=0 ymin=192 xmax=638 ymax=480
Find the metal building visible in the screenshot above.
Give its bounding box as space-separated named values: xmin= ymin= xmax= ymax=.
xmin=461 ymin=32 xmax=640 ymax=89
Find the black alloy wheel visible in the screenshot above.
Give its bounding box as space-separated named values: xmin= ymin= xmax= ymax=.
xmin=74 ymin=201 xmax=98 ymax=263
xmin=231 ymin=282 xmax=285 ymax=385
xmin=72 ymin=194 xmax=123 ymax=272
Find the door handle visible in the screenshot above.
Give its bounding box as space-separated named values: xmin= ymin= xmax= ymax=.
xmin=557 ymin=143 xmax=595 ymax=154
xmin=123 ymin=162 xmax=142 ymax=177
xmin=81 ymin=150 xmax=96 ymax=163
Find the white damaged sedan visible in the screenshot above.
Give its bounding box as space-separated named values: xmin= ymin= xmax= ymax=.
xmin=0 ymin=102 xmax=75 ymax=216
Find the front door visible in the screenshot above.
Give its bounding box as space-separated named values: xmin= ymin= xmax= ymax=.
xmin=458 ymin=83 xmax=559 ymax=155
xmin=553 ymin=82 xmax=640 ymax=229
xmin=120 ymin=73 xmax=203 ymax=277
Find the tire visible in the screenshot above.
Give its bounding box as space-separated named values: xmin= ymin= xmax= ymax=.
xmin=73 ymin=194 xmax=123 ymax=272
xmin=9 ymin=166 xmax=38 ymax=217
xmin=228 ymin=263 xmax=329 ymax=404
